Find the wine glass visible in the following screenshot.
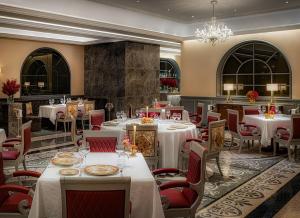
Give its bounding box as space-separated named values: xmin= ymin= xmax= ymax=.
xmin=60 ymin=98 xmax=64 ymax=104
xmin=262 ymin=106 xmax=266 ymax=114
xmin=135 ymin=109 xmax=140 ymax=118
xmin=116 ymin=112 xmax=121 ymax=120
xmin=166 ymin=110 xmax=171 ymax=119
xmin=80 ymin=143 xmax=90 ymax=166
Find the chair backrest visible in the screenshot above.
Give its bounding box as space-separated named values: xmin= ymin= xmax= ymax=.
xmin=140 ymin=108 xmax=161 ymax=118
xmin=156 ymin=101 xmax=169 ymax=108
xmin=61 ymin=177 xmax=131 ymax=218
xmin=126 ymin=124 xmax=158 ymax=157
xmin=25 ymin=102 xmax=33 ymax=115
xmin=207 ymin=111 xmax=221 ymax=124
xmin=86 ymin=137 xmax=117 ymax=152
xmin=22 ymin=120 xmax=32 ymax=155
xmin=291 ymin=114 xmax=300 ymax=140
xmin=0 ymin=152 xmax=9 ymax=207
xmin=66 ymin=102 xmax=79 ymax=119
xmin=83 ymin=101 xmax=95 ymax=115
xmin=196 ymin=102 xmax=204 ymax=124
xmin=166 ymin=106 xmax=184 ymax=120
xmin=227 ymin=109 xmax=239 ymax=134
xmin=207 ymin=120 xmax=226 ymax=153
xmin=243 ymin=105 xmax=260 ymax=116
xmin=83 ymin=130 xmax=122 ymax=145
xmin=89 ymin=109 xmax=105 ymax=130
xmin=184 ymin=142 xmax=207 ymax=214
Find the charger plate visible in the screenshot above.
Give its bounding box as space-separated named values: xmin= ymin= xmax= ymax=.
xmin=57 ymin=152 xmax=74 ymax=158
xmin=52 ymin=157 xmax=79 ymax=166
xmin=59 ymin=168 xmax=79 ymax=176
xmin=84 ymin=165 xmax=119 ymax=176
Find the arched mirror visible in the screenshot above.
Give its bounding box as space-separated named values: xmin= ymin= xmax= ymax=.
xmin=21 ymin=48 xmax=71 ymax=96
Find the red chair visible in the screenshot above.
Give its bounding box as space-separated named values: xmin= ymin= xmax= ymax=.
xmin=89 ymin=110 xmax=105 ymax=130
xmin=153 ymin=141 xmax=207 ymax=218
xmin=190 ymin=102 xmax=204 ymax=127
xmin=167 ymin=106 xmax=184 ymax=120
xmin=242 ymin=105 xmax=260 ymax=116
xmin=273 ymin=114 xmax=300 ymax=161
xmin=200 ymin=111 xmax=221 ymax=140
xmin=0 ymin=152 xmax=41 ymax=217
xmin=1 ymin=121 xmax=32 ymax=171
xmin=60 ymin=177 xmax=131 ymax=218
xmin=86 ymin=137 xmax=117 ymax=152
xmin=227 ymin=109 xmax=261 ymax=153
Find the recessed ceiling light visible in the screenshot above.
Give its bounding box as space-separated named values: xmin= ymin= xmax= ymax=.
xmin=285 ymin=1 xmax=289 ymax=3
xmin=167 ymin=8 xmax=171 ymax=12
xmin=191 ymin=15 xmax=195 ymax=18
xmin=136 ymin=0 xmax=140 ymax=3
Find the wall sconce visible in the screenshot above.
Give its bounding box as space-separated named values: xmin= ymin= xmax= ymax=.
xmin=224 ymin=83 xmax=234 ymax=102
xmin=24 ymin=82 xmax=30 ymax=88
xmin=266 ymin=83 xmax=279 ymax=103
xmin=38 ymin=82 xmax=45 ymax=88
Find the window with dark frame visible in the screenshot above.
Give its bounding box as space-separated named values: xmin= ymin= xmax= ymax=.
xmin=21 ymin=48 xmax=71 ymax=96
xmin=219 ymin=41 xmax=291 ymax=98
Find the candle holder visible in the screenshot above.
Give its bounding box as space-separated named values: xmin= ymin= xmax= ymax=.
xmin=130 ymin=144 xmax=138 ymax=156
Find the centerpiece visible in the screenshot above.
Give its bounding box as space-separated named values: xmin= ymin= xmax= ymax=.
xmin=2 ymin=79 xmax=20 ymax=103
xmin=141 ymin=117 xmax=154 ymax=124
xmin=246 ymin=90 xmax=259 ymax=103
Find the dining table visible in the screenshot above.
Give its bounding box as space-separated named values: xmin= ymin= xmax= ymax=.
xmin=97 ymin=118 xmax=198 ymax=168
xmin=29 ymin=152 xmax=165 ymax=218
xmin=38 ymin=104 xmax=85 ymax=124
xmin=0 ymin=129 xmax=6 ymax=144
xmin=243 ymin=114 xmax=291 ymax=147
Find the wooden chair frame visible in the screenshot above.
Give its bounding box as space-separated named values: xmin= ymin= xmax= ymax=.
xmin=77 ymin=100 xmax=95 ymax=130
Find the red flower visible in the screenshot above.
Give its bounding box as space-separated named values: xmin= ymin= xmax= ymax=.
xmin=2 ymin=79 xmax=20 ymax=96
xmin=160 ymin=78 xmax=177 ymax=87
xmin=246 ymin=90 xmax=259 ymax=100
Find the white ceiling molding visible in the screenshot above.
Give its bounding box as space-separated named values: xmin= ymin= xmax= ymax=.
xmin=0 ymin=0 xmax=300 ymax=45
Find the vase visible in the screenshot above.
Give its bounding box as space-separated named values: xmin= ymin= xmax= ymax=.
xmin=7 ymin=95 xmax=14 ymax=104
xmin=248 ymin=98 xmax=255 ymax=103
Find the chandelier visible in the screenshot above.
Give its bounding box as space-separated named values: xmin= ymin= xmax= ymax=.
xmin=195 ymin=0 xmax=233 ymax=45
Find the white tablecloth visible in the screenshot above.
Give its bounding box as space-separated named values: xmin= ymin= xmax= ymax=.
xmin=29 ymin=152 xmax=164 ymax=218
xmin=244 ymin=114 xmax=291 ymax=146
xmin=99 ymin=119 xmax=197 ymax=168
xmin=39 ymin=104 xmax=84 ymax=124
xmin=0 ymin=129 xmax=6 ymax=144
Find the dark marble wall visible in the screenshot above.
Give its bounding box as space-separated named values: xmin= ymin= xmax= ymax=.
xmin=85 ymin=41 xmax=160 ymax=112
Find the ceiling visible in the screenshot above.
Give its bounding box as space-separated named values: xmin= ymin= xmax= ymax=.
xmin=88 ymin=0 xmax=300 ymax=23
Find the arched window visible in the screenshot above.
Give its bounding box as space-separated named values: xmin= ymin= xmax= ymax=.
xmin=218 ymin=41 xmax=291 ymax=98
xmin=21 ymin=48 xmax=70 ymax=96
xmin=160 ymin=58 xmax=180 ymax=94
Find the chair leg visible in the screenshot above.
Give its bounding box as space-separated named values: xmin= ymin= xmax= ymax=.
xmin=216 ymin=156 xmax=223 ymax=176
xmin=229 ymin=135 xmax=234 ymax=150
xmin=273 ymin=141 xmax=277 ymax=156
xmin=239 ymin=139 xmax=243 ymax=153
xmin=55 ymin=121 xmax=58 ymax=131
xmin=64 ymin=122 xmax=66 ymax=133
xmin=22 ymin=158 xmax=27 ymax=170
xmin=82 ymin=120 xmax=85 ymax=130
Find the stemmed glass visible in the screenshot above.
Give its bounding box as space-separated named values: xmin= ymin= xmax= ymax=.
xmin=166 ymin=110 xmax=171 ymax=120
xmin=262 ymin=106 xmax=266 ymax=114
xmin=116 ymin=144 xmax=128 ymax=175
xmin=79 ymin=143 xmax=90 ymax=167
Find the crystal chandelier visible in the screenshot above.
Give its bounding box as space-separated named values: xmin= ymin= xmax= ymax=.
xmin=195 ymin=0 xmax=233 ymax=45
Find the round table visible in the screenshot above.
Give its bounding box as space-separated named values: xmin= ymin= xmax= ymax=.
xmin=100 ymin=119 xmax=198 ymax=168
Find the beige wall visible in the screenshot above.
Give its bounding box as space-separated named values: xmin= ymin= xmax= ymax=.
xmin=0 ymin=37 xmax=84 ymax=98
xmin=181 ymin=29 xmax=300 ymax=99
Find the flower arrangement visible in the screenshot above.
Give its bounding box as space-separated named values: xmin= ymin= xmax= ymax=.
xmin=246 ymin=90 xmax=259 ymax=103
xmin=160 ymin=78 xmax=177 ymax=87
xmin=2 ymin=79 xmax=20 ymax=103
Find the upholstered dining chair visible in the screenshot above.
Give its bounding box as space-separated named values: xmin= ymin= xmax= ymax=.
xmin=60 ymin=176 xmax=131 ymax=218
xmin=56 ymin=102 xmax=79 ymax=133
xmin=190 ymin=102 xmax=205 ymax=128
xmin=152 ymin=141 xmax=207 ymax=218
xmin=77 ymin=100 xmax=95 ymax=130
xmin=242 ymin=105 xmax=261 ymax=116
xmin=227 ymin=109 xmax=261 ymax=153
xmin=199 ymin=111 xmax=221 ymax=140
xmin=140 ymin=108 xmax=161 ymax=118
xmin=166 ymin=106 xmax=184 ymax=120
xmin=181 ymin=120 xmax=226 ymax=176
xmin=126 ymin=124 xmax=159 ymax=169
xmin=273 ymin=114 xmax=300 ymax=161
xmin=86 ymin=137 xmax=117 ymax=152
xmin=0 ymin=152 xmax=41 ymax=218
xmin=89 ymin=109 xmax=105 ymax=130
xmin=23 ymin=102 xmax=41 ymax=132
xmin=1 ymin=121 xmax=32 ymax=171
